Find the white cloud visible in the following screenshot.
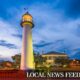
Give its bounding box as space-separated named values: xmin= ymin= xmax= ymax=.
xmin=28 ymin=4 xmax=80 ymax=57
xmin=0 ymin=18 xmax=21 ymax=58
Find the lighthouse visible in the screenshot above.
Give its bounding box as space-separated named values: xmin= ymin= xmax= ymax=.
xmin=20 ymin=12 xmax=34 ymax=70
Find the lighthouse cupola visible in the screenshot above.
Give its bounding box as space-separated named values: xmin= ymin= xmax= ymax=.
xmin=21 ymin=12 xmax=34 ymax=28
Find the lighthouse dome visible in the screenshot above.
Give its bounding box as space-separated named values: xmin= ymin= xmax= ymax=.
xmin=22 ymin=12 xmax=33 ymax=22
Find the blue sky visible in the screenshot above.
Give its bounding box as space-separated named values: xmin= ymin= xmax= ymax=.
xmin=0 ymin=0 xmax=80 ymax=60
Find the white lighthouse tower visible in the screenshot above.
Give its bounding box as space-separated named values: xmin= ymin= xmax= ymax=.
xmin=20 ymin=12 xmax=34 ymax=70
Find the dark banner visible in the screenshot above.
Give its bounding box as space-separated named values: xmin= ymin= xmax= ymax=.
xmin=0 ymin=70 xmax=80 ymax=80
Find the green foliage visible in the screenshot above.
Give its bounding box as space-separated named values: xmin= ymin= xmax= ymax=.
xmin=35 ymin=67 xmax=49 ymax=73
xmin=11 ymin=52 xmax=47 ymax=69
xmin=12 ymin=54 xmax=21 ymax=68
xmin=34 ymin=53 xmax=46 ymax=68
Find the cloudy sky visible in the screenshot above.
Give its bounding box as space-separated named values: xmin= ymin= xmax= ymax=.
xmin=0 ymin=0 xmax=80 ymax=59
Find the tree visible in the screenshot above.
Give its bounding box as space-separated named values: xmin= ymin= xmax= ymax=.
xmin=34 ymin=53 xmax=46 ymax=68
xmin=12 ymin=54 xmax=21 ymax=68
